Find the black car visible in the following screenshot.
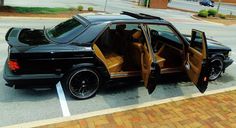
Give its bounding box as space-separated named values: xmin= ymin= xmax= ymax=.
xmin=4 ymin=12 xmax=233 ymax=99
xmin=199 ymin=0 xmax=215 ymax=7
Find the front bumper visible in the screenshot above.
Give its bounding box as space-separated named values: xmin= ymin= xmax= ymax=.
xmin=3 ymin=62 xmax=63 ymax=88
xmin=223 ymin=57 xmax=234 ymax=69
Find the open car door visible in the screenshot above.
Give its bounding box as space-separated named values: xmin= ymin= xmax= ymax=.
xmin=141 ymin=25 xmax=159 ymax=94
xmin=185 ymin=29 xmax=209 ymax=93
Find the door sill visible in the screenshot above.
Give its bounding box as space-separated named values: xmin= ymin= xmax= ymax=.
xmin=110 ymin=71 xmax=140 ymax=78
xmin=160 ymin=67 xmax=183 ymax=74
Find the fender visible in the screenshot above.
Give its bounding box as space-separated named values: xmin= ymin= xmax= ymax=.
xmin=209 ymin=53 xmax=225 ymax=60
xmin=64 ymin=63 xmax=110 ymax=81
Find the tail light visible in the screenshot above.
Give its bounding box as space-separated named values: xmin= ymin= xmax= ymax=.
xmin=8 ymin=60 xmax=20 ymax=71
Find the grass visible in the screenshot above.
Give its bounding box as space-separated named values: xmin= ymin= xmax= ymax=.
xmin=10 ymin=6 xmax=70 ymax=14
xmin=0 ymin=6 xmax=99 ymax=18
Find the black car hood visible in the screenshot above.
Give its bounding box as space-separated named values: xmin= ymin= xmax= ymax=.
xmin=183 ymin=34 xmax=231 ymax=51
xmin=207 ymin=39 xmax=231 ymax=51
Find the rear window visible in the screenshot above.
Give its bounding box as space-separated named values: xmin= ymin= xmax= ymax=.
xmin=47 ymin=18 xmax=86 ymax=43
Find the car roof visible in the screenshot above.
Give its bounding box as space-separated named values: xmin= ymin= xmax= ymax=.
xmin=84 ymin=14 xmax=136 ymax=22
xmin=75 ymin=11 xmax=169 ymax=24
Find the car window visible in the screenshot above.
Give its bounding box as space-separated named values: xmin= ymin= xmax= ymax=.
xmin=96 ymin=23 xmax=148 ymax=55
xmin=110 ymin=24 xmax=140 ymax=31
xmin=148 ymin=24 xmax=182 ymax=45
xmin=47 ymin=18 xmax=85 ymax=43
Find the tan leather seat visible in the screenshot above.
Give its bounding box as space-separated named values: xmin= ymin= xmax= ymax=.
xmin=93 ymin=44 xmax=124 ymax=72
xmin=105 ymin=53 xmax=124 ymax=72
xmin=131 ymin=30 xmax=165 ymax=69
xmin=129 ymin=42 xmax=143 ymax=69
xmin=128 ymin=31 xmax=143 ymax=69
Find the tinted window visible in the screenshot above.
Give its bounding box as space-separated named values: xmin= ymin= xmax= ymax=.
xmin=47 ymin=18 xmax=85 ymax=43
xmin=110 ymin=24 xmax=140 ymax=31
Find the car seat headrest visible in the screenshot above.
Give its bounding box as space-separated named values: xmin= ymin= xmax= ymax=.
xmin=116 ymin=24 xmax=126 ymax=31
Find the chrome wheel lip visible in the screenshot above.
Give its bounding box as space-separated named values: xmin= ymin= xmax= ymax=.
xmin=68 ymin=69 xmax=99 ymax=99
xmin=209 ymin=58 xmax=223 ymax=81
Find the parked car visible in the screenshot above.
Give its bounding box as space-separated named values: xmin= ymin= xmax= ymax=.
xmin=199 ymin=0 xmax=215 ymax=7
xmin=4 ymin=12 xmax=233 ymax=99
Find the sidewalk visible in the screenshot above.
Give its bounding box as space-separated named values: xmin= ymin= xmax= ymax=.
xmin=36 ymin=90 xmax=236 ymax=128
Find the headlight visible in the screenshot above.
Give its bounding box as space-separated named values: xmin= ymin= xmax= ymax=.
xmin=228 ymin=51 xmax=232 ymax=57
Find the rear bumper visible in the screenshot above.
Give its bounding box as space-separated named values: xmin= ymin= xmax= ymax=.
xmin=223 ymin=57 xmax=233 ymax=69
xmin=3 ymin=62 xmax=63 ymax=88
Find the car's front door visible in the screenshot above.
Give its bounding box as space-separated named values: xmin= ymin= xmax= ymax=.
xmin=141 ymin=25 xmax=159 ymax=94
xmin=185 ymin=29 xmax=209 ymax=93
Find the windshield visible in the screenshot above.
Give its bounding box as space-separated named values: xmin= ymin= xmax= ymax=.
xmin=46 ymin=18 xmax=86 ymax=43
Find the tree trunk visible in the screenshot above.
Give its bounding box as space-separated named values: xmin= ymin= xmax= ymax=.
xmin=0 ymin=0 xmax=4 ymax=6
xmin=217 ymin=0 xmax=221 ymax=13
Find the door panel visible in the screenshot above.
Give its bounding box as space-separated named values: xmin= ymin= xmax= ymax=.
xmin=185 ymin=29 xmax=209 ymax=93
xmin=141 ymin=25 xmax=159 ymax=94
xmin=187 ymin=47 xmax=203 ymax=82
xmin=141 ymin=44 xmax=152 ymax=86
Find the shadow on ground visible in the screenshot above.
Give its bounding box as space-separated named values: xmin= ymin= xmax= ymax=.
xmin=0 ymin=69 xmax=57 ymax=102
xmin=99 ymin=72 xmax=190 ymax=95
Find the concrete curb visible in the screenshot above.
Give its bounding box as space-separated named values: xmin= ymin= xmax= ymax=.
xmin=3 ymin=86 xmax=236 ymax=128
xmin=168 ymin=7 xmax=197 ymax=13
xmin=191 ymin=15 xmax=224 ymax=26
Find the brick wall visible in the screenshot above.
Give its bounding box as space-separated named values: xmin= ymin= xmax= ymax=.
xmin=149 ymin=0 xmax=168 ymax=9
xmin=214 ymin=0 xmax=236 ymax=3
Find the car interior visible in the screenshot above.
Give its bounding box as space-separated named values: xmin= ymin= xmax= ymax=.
xmin=149 ymin=26 xmax=184 ymax=73
xmin=93 ymin=23 xmax=184 ymax=78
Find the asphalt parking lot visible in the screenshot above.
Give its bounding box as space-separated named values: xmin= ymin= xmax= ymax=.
xmin=0 ymin=17 xmax=236 ymax=127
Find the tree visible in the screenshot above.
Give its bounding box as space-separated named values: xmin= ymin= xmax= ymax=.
xmin=217 ymin=0 xmax=221 ymax=13
xmin=0 ymin=0 xmax=4 ymax=6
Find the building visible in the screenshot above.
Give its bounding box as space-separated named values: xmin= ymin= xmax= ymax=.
xmin=214 ymin=0 xmax=236 ymax=4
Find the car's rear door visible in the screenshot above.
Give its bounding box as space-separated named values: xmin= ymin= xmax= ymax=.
xmin=141 ymin=24 xmax=159 ymax=94
xmin=185 ymin=29 xmax=209 ymax=93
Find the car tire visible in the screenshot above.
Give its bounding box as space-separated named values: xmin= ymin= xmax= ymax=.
xmin=65 ymin=68 xmax=100 ymax=100
xmin=209 ymin=56 xmax=224 ymax=81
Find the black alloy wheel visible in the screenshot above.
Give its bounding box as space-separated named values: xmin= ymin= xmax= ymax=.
xmin=66 ymin=68 xmax=100 ymax=99
xmin=209 ymin=57 xmax=223 ymax=81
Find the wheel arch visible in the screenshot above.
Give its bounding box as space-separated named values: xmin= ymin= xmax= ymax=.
xmin=62 ymin=63 xmax=109 ymax=85
xmin=209 ymin=53 xmax=225 ymax=61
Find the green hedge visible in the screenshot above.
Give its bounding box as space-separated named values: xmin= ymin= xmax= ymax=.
xmin=208 ymin=9 xmax=217 ymax=17
xmin=88 ymin=7 xmax=93 ymax=11
xmin=77 ymin=5 xmax=83 ymax=11
xmin=198 ymin=10 xmax=208 ymax=18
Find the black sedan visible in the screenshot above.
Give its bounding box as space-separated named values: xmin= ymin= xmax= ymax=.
xmin=199 ymin=0 xmax=215 ymax=7
xmin=4 ymin=12 xmax=233 ymax=99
